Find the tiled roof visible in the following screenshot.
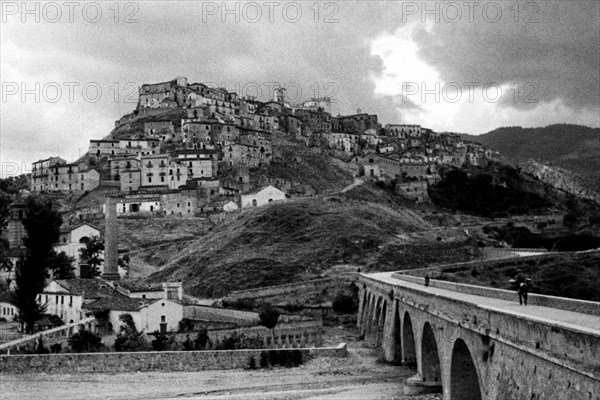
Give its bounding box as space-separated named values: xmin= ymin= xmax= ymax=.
xmin=116 ymin=281 xmax=162 ymax=293
xmin=84 ymin=297 xmax=159 ymax=312
xmin=52 ymin=278 xmax=125 ymax=299
xmin=0 ymin=291 xmax=17 ymax=305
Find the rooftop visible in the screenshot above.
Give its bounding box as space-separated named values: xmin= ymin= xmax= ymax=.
xmin=49 ymin=278 xmax=126 ymax=299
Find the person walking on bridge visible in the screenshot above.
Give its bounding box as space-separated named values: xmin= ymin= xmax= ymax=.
xmin=512 ymin=270 xmax=531 ymax=305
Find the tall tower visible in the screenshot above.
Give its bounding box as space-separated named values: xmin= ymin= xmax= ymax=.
xmin=102 ymin=197 xmax=121 ymax=281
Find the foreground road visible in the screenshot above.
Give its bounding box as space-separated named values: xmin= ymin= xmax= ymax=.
xmin=1 ymin=328 xmax=441 ymax=400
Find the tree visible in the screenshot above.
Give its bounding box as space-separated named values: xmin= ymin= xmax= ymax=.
xmin=332 ymin=292 xmax=358 ymax=314
xmin=194 ymin=328 xmax=209 ymax=350
xmin=114 ymin=313 xmax=148 ymax=352
xmin=258 ymin=303 xmax=280 ymax=343
xmin=79 ymin=235 xmax=104 ymax=277
xmin=68 ymin=327 xmax=103 ymax=352
xmin=14 ymin=196 xmax=61 ymax=333
xmin=0 ymin=192 xmax=11 ymax=236
xmin=48 ymin=250 xmax=76 ymax=279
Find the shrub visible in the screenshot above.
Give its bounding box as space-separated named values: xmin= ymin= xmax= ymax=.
xmin=260 ymin=351 xmax=270 ymax=368
xmin=258 ymin=303 xmax=280 ymax=331
xmin=292 ymin=350 xmax=303 ymax=366
xmin=194 ymin=328 xmax=209 ymax=350
xmin=268 ymin=349 xmax=279 ymax=366
xmin=68 ymin=328 xmax=103 ymax=353
xmin=151 ymin=332 xmax=169 ymax=351
xmin=332 ymin=292 xmax=358 ymax=314
xmin=114 ymin=314 xmax=149 ymax=352
xmin=248 ymin=356 xmax=257 ymax=369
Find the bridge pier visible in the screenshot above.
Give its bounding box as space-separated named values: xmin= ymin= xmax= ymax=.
xmin=404 ymin=373 xmax=444 ymax=396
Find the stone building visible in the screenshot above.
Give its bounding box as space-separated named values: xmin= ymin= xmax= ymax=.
xmin=85 ymin=297 xmax=183 ymax=334
xmin=31 ymin=157 xmax=66 ymax=192
xmin=138 ymin=77 xmax=187 ymax=109
xmin=384 ymin=124 xmax=423 ymax=138
xmin=144 ymin=121 xmax=174 ymax=137
xmin=336 ymin=113 xmax=378 ymax=133
xmin=294 ymin=109 xmax=332 ymax=133
xmin=159 ymin=189 xmax=200 ymax=217
xmin=396 ymin=180 xmax=430 ymax=203
xmin=89 ymin=140 xmax=122 ymax=158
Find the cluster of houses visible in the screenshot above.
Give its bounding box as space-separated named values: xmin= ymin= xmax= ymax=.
xmin=27 ymin=76 xmax=499 ymax=214
xmin=0 ymin=277 xmax=184 ymax=335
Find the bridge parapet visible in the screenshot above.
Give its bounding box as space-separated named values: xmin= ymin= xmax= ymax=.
xmin=392 ymin=273 xmax=600 ymax=316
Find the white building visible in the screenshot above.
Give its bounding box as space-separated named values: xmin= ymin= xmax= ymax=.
xmin=238 ymin=185 xmax=286 ymax=209
xmin=85 ymin=297 xmax=183 ymax=334
xmin=38 ymin=278 xmax=124 ymax=324
xmin=54 ymin=223 xmax=100 ymax=276
xmin=0 ymin=292 xmax=18 ymax=322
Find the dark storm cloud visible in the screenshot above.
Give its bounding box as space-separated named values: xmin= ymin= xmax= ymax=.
xmin=2 ymin=1 xmax=599 ymax=171
xmin=412 ymin=1 xmax=600 ymax=110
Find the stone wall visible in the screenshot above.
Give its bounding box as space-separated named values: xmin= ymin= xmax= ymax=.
xmin=0 ymin=343 xmax=347 ymax=374
xmin=0 ymin=318 xmax=96 ymax=354
xmin=225 ymin=275 xmax=357 ymax=301
xmin=183 ymin=305 xmax=259 ymax=326
xmin=181 ymin=319 xmax=324 ymax=349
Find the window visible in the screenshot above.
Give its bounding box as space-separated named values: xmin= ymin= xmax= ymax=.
xmin=61 ymin=296 xmax=64 ymax=305
xmin=69 ymin=296 xmax=73 ymax=306
xmin=252 ymin=199 xmax=257 ymax=207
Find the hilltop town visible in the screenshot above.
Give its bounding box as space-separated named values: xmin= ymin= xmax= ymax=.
xmin=26 ymin=76 xmax=499 ymax=221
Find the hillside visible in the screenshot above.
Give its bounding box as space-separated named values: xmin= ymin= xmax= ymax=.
xmin=432 ymin=251 xmax=600 ymax=302
xmin=462 ymin=124 xmax=600 ymax=194
xmin=140 ymin=195 xmax=478 ymax=297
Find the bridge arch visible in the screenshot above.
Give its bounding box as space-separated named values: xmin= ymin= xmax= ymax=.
xmin=421 ymin=322 xmax=442 ymax=384
xmin=450 ymin=338 xmax=483 ymax=400
xmin=363 ymin=293 xmax=374 ymax=335
xmin=377 ymin=300 xmax=388 ymax=345
xmin=390 ymin=302 xmax=402 ymax=363
xmin=402 ymin=311 xmax=417 ymax=366
xmin=359 ymin=290 xmax=369 ymax=330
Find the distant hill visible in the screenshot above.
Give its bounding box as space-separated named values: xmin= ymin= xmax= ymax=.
xmin=462 ymin=124 xmax=600 ymax=187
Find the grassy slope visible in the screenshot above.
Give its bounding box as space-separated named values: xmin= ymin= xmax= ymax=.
xmin=433 ymin=251 xmax=600 ymax=302
xmin=253 ymin=133 xmax=354 ymax=194
xmin=142 ymin=195 xmax=480 ymax=297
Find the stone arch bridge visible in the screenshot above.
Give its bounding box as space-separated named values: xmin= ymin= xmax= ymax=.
xmin=358 ymin=272 xmax=600 ymax=400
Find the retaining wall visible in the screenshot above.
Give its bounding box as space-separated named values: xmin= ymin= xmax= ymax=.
xmin=225 ymin=275 xmax=357 ymax=301
xmin=183 ymin=319 xmax=324 ymax=349
xmin=0 ymin=343 xmax=347 ymax=374
xmin=183 ymin=305 xmax=259 ymax=326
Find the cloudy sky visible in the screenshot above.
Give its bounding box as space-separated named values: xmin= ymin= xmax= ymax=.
xmin=1 ymin=1 xmax=599 ymax=176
